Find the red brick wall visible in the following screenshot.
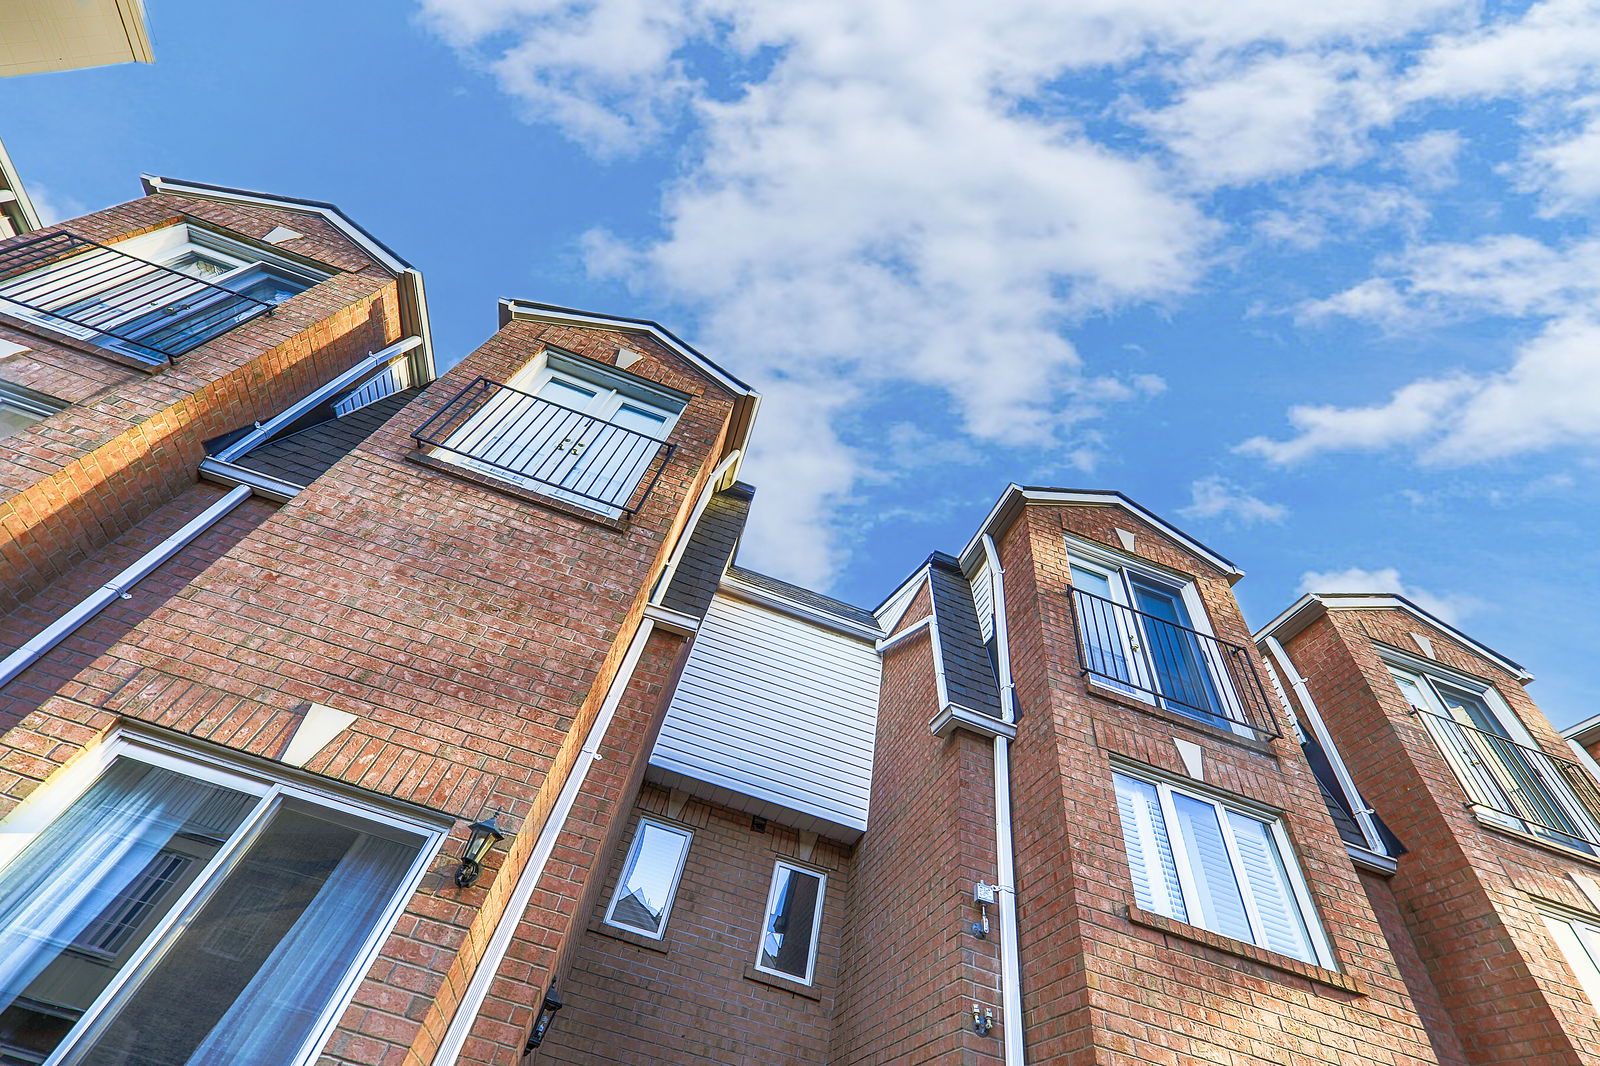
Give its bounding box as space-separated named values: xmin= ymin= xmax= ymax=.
xmin=0 ymin=191 xmax=405 ymax=613
xmin=1282 ymin=606 xmax=1600 ymax=1064
xmin=533 ymin=784 xmax=847 ymax=1066
xmin=0 ymin=480 xmax=276 ymax=730
xmin=831 ymin=580 xmax=1004 ymax=1066
xmin=0 ymin=316 xmax=739 ymax=1065
xmin=997 ymin=503 xmax=1446 ymax=1066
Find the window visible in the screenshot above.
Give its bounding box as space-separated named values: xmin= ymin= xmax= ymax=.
xmin=602 ymin=818 xmax=691 ymax=939
xmin=1541 ymin=905 xmax=1600 ymax=1014
xmin=0 ymin=381 xmax=64 ymax=441
xmin=1113 ymin=769 xmax=1332 ymax=966
xmin=429 ymin=349 xmax=684 ymax=516
xmin=1068 ymin=538 xmax=1262 ymax=737
xmin=1389 ymin=656 xmax=1600 ymax=853
xmin=755 ymin=861 xmax=825 ymax=985
xmin=0 ymin=226 xmax=325 ymax=363
xmin=0 ymin=735 xmax=439 ymax=1066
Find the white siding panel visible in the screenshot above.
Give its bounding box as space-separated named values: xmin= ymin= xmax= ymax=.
xmin=971 ymin=559 xmax=994 ymax=644
xmin=651 ymin=594 xmax=880 ymax=834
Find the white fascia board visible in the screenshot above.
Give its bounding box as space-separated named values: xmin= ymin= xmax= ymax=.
xmin=139 ymin=175 xmax=436 ymax=385
xmin=1255 ymin=592 xmax=1533 ymax=683
xmin=0 ymin=138 xmax=41 ymax=233
xmin=954 ymin=485 xmax=1245 ymax=582
xmin=500 ymin=299 xmax=756 ymax=397
xmin=873 ymin=565 xmax=931 ymax=632
xmin=1564 ymin=713 xmax=1600 ymax=746
xmin=719 ymin=574 xmax=883 ymax=641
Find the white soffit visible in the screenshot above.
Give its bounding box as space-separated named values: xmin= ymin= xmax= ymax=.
xmin=0 ymin=0 xmax=153 ymax=78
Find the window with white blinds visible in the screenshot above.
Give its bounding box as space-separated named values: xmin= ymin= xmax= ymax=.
xmin=1541 ymin=906 xmax=1600 ymax=1014
xmin=1113 ymin=770 xmax=1330 ymax=966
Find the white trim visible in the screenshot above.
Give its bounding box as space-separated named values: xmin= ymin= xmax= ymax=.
xmin=0 ymin=729 xmax=447 ymax=1066
xmin=198 ymin=457 xmax=302 ymax=501
xmin=929 ymin=704 xmax=1016 ymax=741
xmin=873 ymin=565 xmax=931 ymax=632
xmin=430 ymin=619 xmax=658 ymax=1066
xmin=650 ymin=449 xmax=743 ymax=609
xmin=214 ymin=335 xmax=422 ymax=461
xmin=0 ymin=485 xmax=253 ymax=691
xmin=753 ymin=859 xmax=827 ymax=986
xmin=954 ymin=485 xmax=1243 ymax=581
xmin=720 ymin=573 xmax=882 ymax=641
xmin=601 ymin=816 xmax=693 ymax=940
xmin=1254 ymin=593 xmax=1531 ymax=682
xmin=0 ymin=137 xmax=41 ymax=233
xmin=1113 ymin=762 xmax=1336 ymax=969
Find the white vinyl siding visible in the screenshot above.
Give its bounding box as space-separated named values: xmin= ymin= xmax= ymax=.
xmin=650 ymin=594 xmax=880 ymax=838
xmin=971 ymin=559 xmax=994 ymax=645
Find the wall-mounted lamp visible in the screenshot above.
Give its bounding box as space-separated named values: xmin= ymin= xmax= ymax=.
xmin=524 ymin=984 xmax=564 ymax=1053
xmin=455 ymin=811 xmax=507 ymax=888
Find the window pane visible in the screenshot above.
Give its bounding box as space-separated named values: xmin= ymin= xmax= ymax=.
xmin=758 ymin=866 xmax=823 ymax=982
xmin=67 ymin=805 xmax=420 ymax=1066
xmin=1544 ymin=913 xmax=1600 ymax=1013
xmin=1071 ymin=566 xmax=1133 ymax=684
xmin=1130 ymin=578 xmax=1222 ymax=719
xmin=0 ymin=760 xmax=255 ymax=1066
xmin=1113 ymin=774 xmax=1186 ymax=922
xmin=605 ymin=821 xmax=691 ymax=937
xmin=1170 ymin=794 xmax=1252 ymax=944
xmin=1225 ymin=812 xmax=1315 ymax=962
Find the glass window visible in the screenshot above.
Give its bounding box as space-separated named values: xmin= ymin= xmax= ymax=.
xmin=0 ymin=382 xmax=64 ymax=441
xmin=755 ymin=862 xmax=825 ymax=985
xmin=1113 ymin=770 xmax=1327 ymax=966
xmin=0 ymin=749 xmax=433 ymax=1066
xmin=1541 ymin=907 xmax=1600 ymax=1014
xmin=602 ymin=818 xmax=692 ymax=939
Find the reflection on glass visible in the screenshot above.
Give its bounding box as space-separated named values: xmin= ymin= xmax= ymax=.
xmin=605 ymin=821 xmax=691 ymax=937
xmin=758 ymin=865 xmax=823 ymax=982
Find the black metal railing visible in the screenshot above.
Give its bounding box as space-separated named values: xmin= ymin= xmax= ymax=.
xmin=1070 ymin=588 xmax=1280 ymax=739
xmin=413 ymin=377 xmax=675 ymax=514
xmin=1416 ymin=709 xmax=1600 ymax=852
xmin=0 ymin=231 xmax=275 ymax=361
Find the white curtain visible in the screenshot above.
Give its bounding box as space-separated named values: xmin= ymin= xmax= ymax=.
xmin=183 ymin=831 xmax=417 ymax=1066
xmin=0 ymin=761 xmax=224 ymax=1014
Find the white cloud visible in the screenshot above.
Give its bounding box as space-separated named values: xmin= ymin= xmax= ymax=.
xmin=1178 ymin=476 xmax=1287 ymax=525
xmin=25 ymin=183 xmax=86 ymax=227
xmin=1519 ymin=105 xmax=1600 ymax=212
xmin=1297 ymin=566 xmax=1482 ymax=624
xmin=419 ymin=0 xmax=1600 ymax=585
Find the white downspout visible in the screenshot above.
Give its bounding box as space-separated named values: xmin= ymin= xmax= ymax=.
xmin=431 ymin=618 xmax=657 ymax=1066
xmin=982 ymin=534 xmax=1025 ymax=1066
xmin=0 ymin=484 xmax=253 ymax=691
xmin=1262 ymin=635 xmax=1386 ymax=854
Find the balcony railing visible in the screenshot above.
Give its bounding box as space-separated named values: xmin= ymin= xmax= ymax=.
xmin=1070 ymin=588 xmax=1281 ymax=739
xmin=0 ymin=231 xmax=275 ymax=362
xmin=413 ymin=376 xmax=675 ymax=515
xmin=1416 ymin=709 xmax=1600 ymax=853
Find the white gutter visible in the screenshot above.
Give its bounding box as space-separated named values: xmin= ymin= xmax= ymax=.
xmin=214 ymin=336 xmax=422 ymax=461
xmin=650 ymin=449 xmax=741 ymax=608
xmin=982 ymin=534 xmax=1025 ymax=1066
xmin=431 ymin=619 xmax=657 ymax=1066
xmin=1261 ymin=636 xmax=1386 ymax=855
xmin=0 ymin=485 xmax=253 ymax=691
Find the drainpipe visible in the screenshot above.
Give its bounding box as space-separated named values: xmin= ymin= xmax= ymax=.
xmin=0 ymin=484 xmax=254 ymax=691
xmin=982 ymin=534 xmax=1026 ymax=1066
xmin=1261 ymin=635 xmax=1386 ymax=854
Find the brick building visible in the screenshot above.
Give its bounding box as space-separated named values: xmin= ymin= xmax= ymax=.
xmin=1 ymin=181 xmax=1598 ymax=1066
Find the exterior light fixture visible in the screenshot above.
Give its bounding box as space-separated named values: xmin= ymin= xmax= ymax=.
xmin=455 ymin=811 xmax=506 ymax=888
xmin=524 ymin=984 xmax=564 ymax=1052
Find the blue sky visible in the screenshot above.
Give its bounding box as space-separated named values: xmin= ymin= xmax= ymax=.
xmin=4 ymin=0 xmax=1600 ymax=726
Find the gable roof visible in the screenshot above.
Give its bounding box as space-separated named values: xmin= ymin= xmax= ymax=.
xmin=1255 ymin=592 xmax=1532 ymax=683
xmin=954 ymin=485 xmax=1244 ymax=582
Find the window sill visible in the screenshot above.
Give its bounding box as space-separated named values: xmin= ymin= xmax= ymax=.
xmin=1085 ymin=678 xmax=1277 ymax=756
xmin=0 ymin=311 xmax=165 ymax=374
xmin=1125 ymin=902 xmax=1360 ymax=994
xmin=1470 ymin=807 xmax=1600 ymax=869
xmin=588 ymin=921 xmax=671 ymax=955
xmin=406 ymin=448 xmax=631 ymax=531
xmin=742 ymin=964 xmax=822 ymax=1001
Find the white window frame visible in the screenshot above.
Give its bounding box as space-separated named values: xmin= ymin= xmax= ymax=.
xmin=1113 ymin=763 xmax=1336 ymax=968
xmin=1381 ymin=646 xmax=1600 ymax=848
xmin=0 ymin=224 xmax=326 ymax=362
xmin=0 ymin=727 xmax=446 ymax=1066
xmin=0 ymin=380 xmax=66 ymax=439
xmin=753 ymin=859 xmax=827 ymax=986
xmin=1539 ymin=901 xmax=1600 ymax=1014
xmin=440 ymin=347 xmax=685 ymax=517
xmin=1066 ymin=535 xmax=1250 ymax=737
xmin=601 ymin=816 xmax=693 ymax=941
